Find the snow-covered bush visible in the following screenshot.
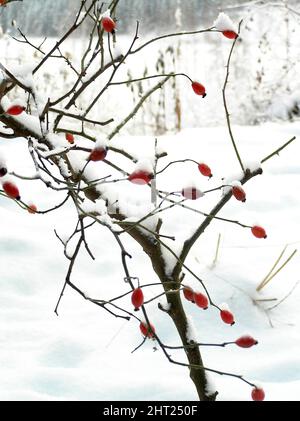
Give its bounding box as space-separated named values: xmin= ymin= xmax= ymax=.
xmin=0 ymin=0 xmax=297 ymax=401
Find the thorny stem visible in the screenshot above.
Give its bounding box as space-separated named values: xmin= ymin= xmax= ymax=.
xmin=222 ymin=20 xmax=245 ymax=173
xmin=110 ymin=72 xmax=192 ymax=86
xmin=84 ymin=21 xmax=140 ymax=116
xmin=261 ymin=136 xmax=296 ymax=163
xmin=131 ymin=27 xmax=216 ymax=54
xmin=108 ymin=76 xmax=172 ymax=140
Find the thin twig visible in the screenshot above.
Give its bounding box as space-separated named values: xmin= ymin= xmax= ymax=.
xmin=108 ymin=76 xmax=171 ymax=140
xmin=222 ymin=20 xmax=245 ymax=173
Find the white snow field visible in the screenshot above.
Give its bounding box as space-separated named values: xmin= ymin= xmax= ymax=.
xmin=0 ymin=121 xmax=300 ymax=401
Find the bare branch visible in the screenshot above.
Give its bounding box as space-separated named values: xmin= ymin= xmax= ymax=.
xmin=222 ymin=21 xmax=245 ymax=173
xmin=108 ymin=76 xmax=171 ymax=140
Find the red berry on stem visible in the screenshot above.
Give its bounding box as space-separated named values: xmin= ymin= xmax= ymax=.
xmin=251 ymin=225 xmax=267 ymax=239
xmin=89 ymin=147 xmax=107 ymax=162
xmin=220 ymin=309 xmax=235 ymax=325
xmin=101 ymin=16 xmax=116 ymax=33
xmin=235 ymin=335 xmax=258 ymax=348
xmin=251 ymin=387 xmax=265 ymax=401
xmin=222 ymin=30 xmax=238 ymax=39
xmin=2 ymin=181 xmax=20 ymax=200
xmin=191 ymin=81 xmax=206 ymax=97
xmin=198 ymin=163 xmax=212 ymax=178
xmin=131 ymin=288 xmax=144 ymax=311
xmin=194 ymin=292 xmax=209 ymax=310
xmin=182 ymin=187 xmax=203 ymax=200
xmin=183 ymin=287 xmax=195 ymax=303
xmin=65 ymin=133 xmax=74 ymax=144
xmin=140 ymin=321 xmax=155 ymax=338
xmin=128 ymin=170 xmax=152 ymax=185
xmin=232 ymin=185 xmax=246 ymax=202
xmin=6 ymin=105 xmax=25 ymax=116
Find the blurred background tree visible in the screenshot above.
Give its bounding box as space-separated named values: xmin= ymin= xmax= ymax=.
xmin=1 ymin=0 xmax=300 ymax=129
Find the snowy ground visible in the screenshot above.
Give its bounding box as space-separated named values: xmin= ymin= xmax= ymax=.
xmin=0 ymin=121 xmax=300 ymax=401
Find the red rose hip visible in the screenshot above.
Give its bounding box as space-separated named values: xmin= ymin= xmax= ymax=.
xmin=235 ymin=335 xmax=258 ymax=348
xmin=251 ymin=226 xmax=267 ymax=239
xmin=131 ymin=288 xmax=144 ymax=311
xmin=194 ymin=292 xmax=208 ymax=310
xmin=191 ymin=82 xmax=206 ymax=97
xmin=65 ymin=133 xmax=74 ymax=144
xmin=89 ymin=147 xmax=107 ymax=162
xmin=2 ymin=181 xmax=20 ymax=200
xmin=232 ymin=185 xmax=246 ymax=202
xmin=251 ymin=387 xmax=265 ymax=401
xmin=198 ymin=163 xmax=212 ymax=178
xmin=101 ymin=16 xmax=116 ymax=33
xmin=183 ymin=287 xmax=195 ymax=303
xmin=6 ymin=105 xmax=25 ymax=116
xmin=220 ymin=309 xmax=235 ymax=325
xmin=140 ymin=321 xmax=155 ymax=338
xmin=128 ymin=170 xmax=152 ymax=185
xmin=222 ymin=30 xmax=238 ymax=39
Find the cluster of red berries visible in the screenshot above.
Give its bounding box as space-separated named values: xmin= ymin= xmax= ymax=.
xmin=182 ymin=285 xmax=264 ymax=399
xmin=179 ymin=163 xmax=212 ymax=201
xmin=69 ymin=139 xmax=152 ymax=186
xmin=228 ymin=183 xmax=266 ymax=238
xmin=0 ymin=155 xmax=37 ymax=213
xmin=183 ymin=286 xmax=235 ymax=324
xmin=183 ymin=286 xmax=209 ymax=309
xmin=127 ymin=161 xmax=211 ymax=188
xmin=187 ymin=21 xmax=239 ymax=97
xmin=1 ymin=178 xmax=37 ymax=214
xmin=135 ymin=287 xmax=155 ymax=339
